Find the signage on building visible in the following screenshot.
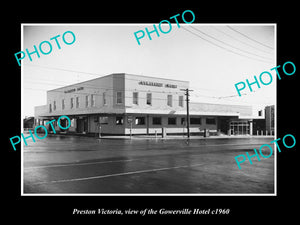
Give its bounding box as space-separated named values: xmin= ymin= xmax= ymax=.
xmin=138 ymin=81 xmax=177 ymax=88
xmin=64 ymin=87 xmax=84 ymax=93
xmin=165 ymin=84 xmax=177 ymax=88
xmin=138 ymin=81 xmax=163 ymax=87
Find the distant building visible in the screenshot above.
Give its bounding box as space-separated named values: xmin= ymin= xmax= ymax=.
xmin=252 ymin=105 xmax=275 ymax=135
xmin=265 ymin=105 xmax=275 ymax=134
xmin=34 ymin=73 xmax=256 ymax=136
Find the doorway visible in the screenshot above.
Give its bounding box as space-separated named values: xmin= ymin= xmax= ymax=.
xmin=77 ymin=117 xmax=88 ymax=133
xmin=229 ymin=121 xmax=250 ymax=135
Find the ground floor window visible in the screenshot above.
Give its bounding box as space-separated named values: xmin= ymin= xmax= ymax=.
xmin=190 ymin=117 xmax=201 ymax=125
xmin=135 ymin=117 xmax=145 ymax=125
xmin=168 ymin=117 xmax=177 ymax=125
xmin=116 ymin=116 xmax=124 ymax=125
xmin=181 ymin=118 xmax=186 ymax=125
xmin=152 ymin=117 xmax=162 ymax=125
xmin=100 ymin=116 xmax=109 ymax=124
xmin=206 ymin=118 xmax=216 ymax=125
xmin=71 ymin=118 xmax=75 ymax=127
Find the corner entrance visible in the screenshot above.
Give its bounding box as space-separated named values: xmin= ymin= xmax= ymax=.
xmin=229 ymin=121 xmax=250 ymax=135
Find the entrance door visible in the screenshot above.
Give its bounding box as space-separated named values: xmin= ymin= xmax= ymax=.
xmin=58 ymin=118 xmax=69 ymax=131
xmin=77 ymin=117 xmax=88 ymax=133
xmin=230 ymin=121 xmax=250 ymax=135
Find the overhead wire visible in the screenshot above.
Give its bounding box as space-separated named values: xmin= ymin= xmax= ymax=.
xmin=23 ymin=66 xmax=274 ymax=103
xmin=23 ymin=64 xmax=105 ymax=77
xmin=189 ymin=26 xmax=273 ymax=61
xmin=24 ymin=64 xmax=235 ymax=95
xmin=181 ymin=26 xmax=273 ymax=64
xmin=24 ymin=75 xmax=234 ymax=96
xmin=23 ymin=77 xmax=188 ymax=95
xmin=24 ymin=76 xmax=258 ymax=102
xmin=24 ymin=86 xmax=186 ymax=102
xmin=24 ymin=83 xmax=274 ymax=107
xmin=227 ymin=26 xmax=274 ymax=50
xmin=23 ymin=25 xmax=276 ymax=104
xmin=210 ymin=26 xmax=274 ymax=55
xmin=23 ymin=64 xmax=189 ymax=91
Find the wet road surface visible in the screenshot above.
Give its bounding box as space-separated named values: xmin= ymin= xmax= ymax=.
xmin=23 ymin=136 xmax=275 ymax=194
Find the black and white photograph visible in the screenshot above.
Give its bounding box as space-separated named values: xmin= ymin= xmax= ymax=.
xmin=4 ymin=4 xmax=298 ymax=221
xmin=21 ymin=23 xmax=276 ymax=195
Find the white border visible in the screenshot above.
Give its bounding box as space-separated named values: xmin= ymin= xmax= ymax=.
xmin=21 ymin=23 xmax=277 ymax=196
xmin=21 ymin=23 xmax=24 ymax=195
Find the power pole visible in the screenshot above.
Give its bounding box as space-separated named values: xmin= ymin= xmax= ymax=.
xmin=180 ymin=88 xmax=193 ymax=139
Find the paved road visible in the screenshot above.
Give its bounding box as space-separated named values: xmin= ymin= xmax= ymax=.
xmin=23 ymin=136 xmax=275 ymax=194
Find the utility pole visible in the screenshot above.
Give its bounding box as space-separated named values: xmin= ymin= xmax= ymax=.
xmin=180 ymin=88 xmax=193 ymax=139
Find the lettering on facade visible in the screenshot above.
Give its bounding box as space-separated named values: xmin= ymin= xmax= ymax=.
xmin=138 ymin=81 xmax=177 ymax=88
xmin=165 ymin=84 xmax=177 ymax=88
xmin=138 ymin=81 xmax=163 ymax=87
xmin=64 ymin=87 xmax=84 ymax=93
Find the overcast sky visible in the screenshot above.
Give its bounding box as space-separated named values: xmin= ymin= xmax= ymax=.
xmin=22 ymin=24 xmax=275 ymax=117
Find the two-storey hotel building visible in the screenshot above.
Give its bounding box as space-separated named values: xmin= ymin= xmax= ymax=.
xmin=34 ymin=73 xmax=254 ymax=136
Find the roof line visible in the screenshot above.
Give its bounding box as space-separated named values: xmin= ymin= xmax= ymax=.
xmin=47 ymin=73 xmax=189 ymax=92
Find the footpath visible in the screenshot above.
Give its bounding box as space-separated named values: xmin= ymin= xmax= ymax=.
xmin=98 ymin=134 xmax=274 ymax=140
xmin=24 ymin=129 xmax=274 ymax=140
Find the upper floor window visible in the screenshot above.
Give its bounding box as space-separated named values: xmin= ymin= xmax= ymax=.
xmin=179 ymin=96 xmax=184 ymax=107
xmin=167 ymin=95 xmax=172 ymax=107
xmin=70 ymin=98 xmax=74 ymax=109
xmin=85 ymin=95 xmax=89 ymax=107
xmin=76 ymin=96 xmax=79 ymax=108
xmin=91 ymin=94 xmax=95 ymax=107
xmin=103 ymin=92 xmax=107 ymax=105
xmin=62 ymin=99 xmax=65 ymax=110
xmin=116 ymin=92 xmax=122 ymax=104
xmin=147 ymin=93 xmax=152 ymax=105
xmin=133 ymin=92 xmax=138 ymax=105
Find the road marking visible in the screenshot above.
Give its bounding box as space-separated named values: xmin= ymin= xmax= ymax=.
xmin=24 ymin=159 xmax=136 ymax=170
xmin=32 ymin=163 xmax=205 ymax=185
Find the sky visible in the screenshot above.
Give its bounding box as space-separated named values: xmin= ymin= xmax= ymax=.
xmin=22 ymin=24 xmax=275 ymax=117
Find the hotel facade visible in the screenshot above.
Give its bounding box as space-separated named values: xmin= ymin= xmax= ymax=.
xmin=34 ymin=73 xmax=255 ymax=136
